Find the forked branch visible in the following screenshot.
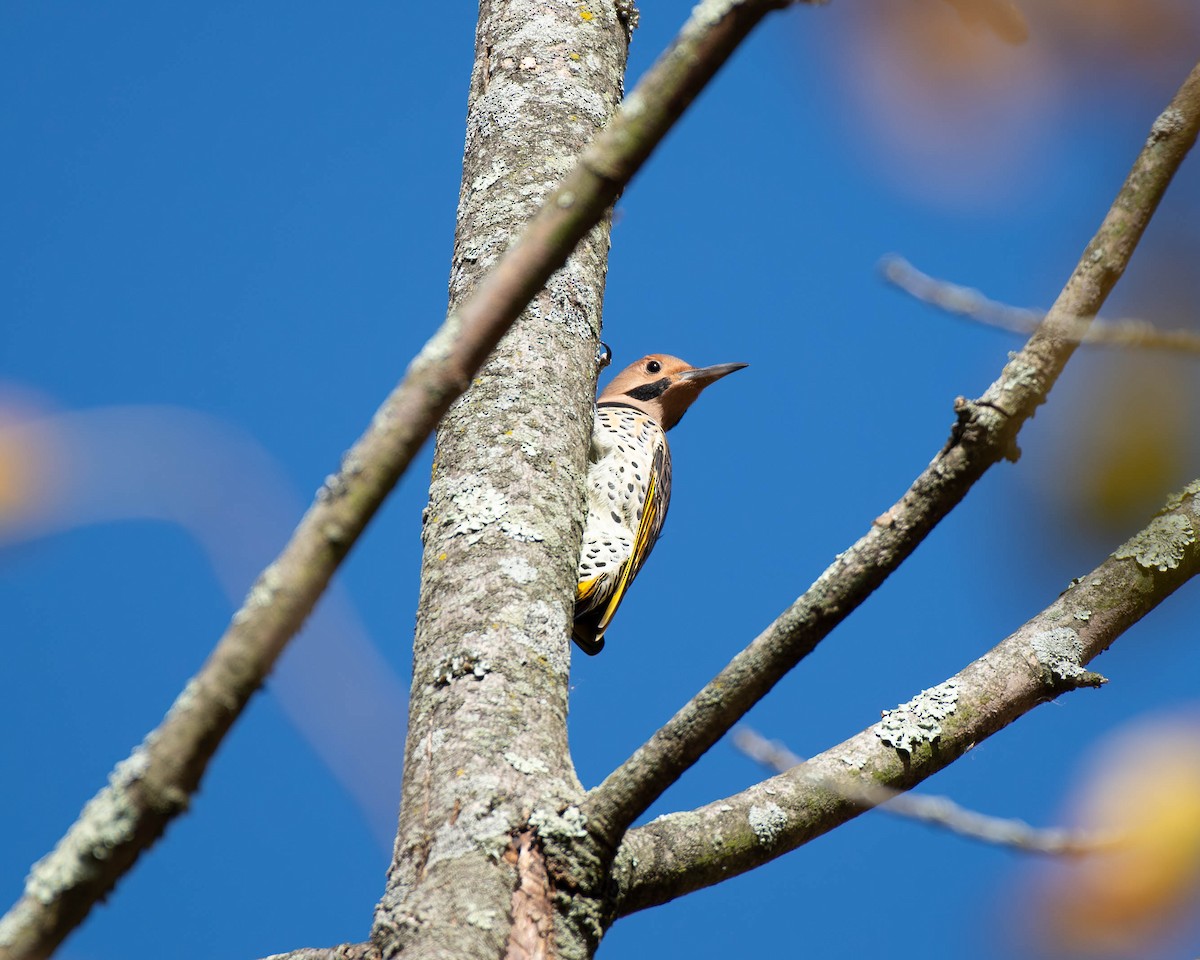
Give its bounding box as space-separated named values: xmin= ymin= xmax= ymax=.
xmin=582 ymin=58 xmax=1200 ymax=845
xmin=614 ymin=479 xmax=1200 ymax=912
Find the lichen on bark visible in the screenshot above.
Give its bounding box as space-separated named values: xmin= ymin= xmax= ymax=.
xmin=372 ymin=3 xmax=630 ymax=958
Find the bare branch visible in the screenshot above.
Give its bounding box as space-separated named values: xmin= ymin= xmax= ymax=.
xmin=0 ymin=2 xmax=827 ymax=958
xmin=882 ymin=254 xmax=1200 ymax=356
xmin=582 ymin=59 xmax=1200 ymax=846
xmin=613 ymin=479 xmax=1200 ymax=913
xmin=260 ymin=946 xmax=379 ymax=960
xmin=732 ymin=727 xmax=1111 ymax=856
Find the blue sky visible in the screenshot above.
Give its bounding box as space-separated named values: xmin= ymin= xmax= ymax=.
xmin=4 ymin=4 xmax=1200 ymax=958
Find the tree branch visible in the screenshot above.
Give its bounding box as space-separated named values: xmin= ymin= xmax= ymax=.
xmin=581 ymin=58 xmax=1200 ymax=846
xmin=613 ymin=479 xmax=1200 ymax=913
xmin=371 ymin=0 xmax=630 ymax=952
xmin=882 ymin=254 xmax=1200 ymax=356
xmin=0 ymin=2 xmax=828 ymax=959
xmin=732 ymin=727 xmax=1112 ymax=855
xmin=260 ymin=945 xmax=380 ymax=960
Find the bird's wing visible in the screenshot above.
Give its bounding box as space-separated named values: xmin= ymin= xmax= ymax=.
xmin=572 ymin=572 xmax=608 ymax=654
xmin=590 ymin=438 xmax=671 ymax=638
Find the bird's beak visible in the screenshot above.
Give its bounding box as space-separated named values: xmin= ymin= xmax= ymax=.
xmin=676 ymin=362 xmax=748 ymax=388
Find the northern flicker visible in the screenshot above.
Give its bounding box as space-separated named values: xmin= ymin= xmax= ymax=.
xmin=573 ymin=354 xmax=746 ymax=654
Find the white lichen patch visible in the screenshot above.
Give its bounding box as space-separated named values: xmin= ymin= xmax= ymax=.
xmin=469 ymin=157 xmax=511 ymax=199
xmin=748 ymin=802 xmax=787 ymax=845
xmin=500 ymin=519 xmax=545 ymax=543
xmin=21 ymin=750 xmax=151 ymax=906
xmin=1030 ymin=627 xmax=1085 ymax=681
xmin=690 ymin=0 xmax=741 ymax=29
xmin=163 ymin=679 xmax=201 ymax=724
xmin=435 ymin=650 xmax=492 ymax=685
xmin=1162 ymin=479 xmax=1200 ymax=513
xmin=529 ymin=804 xmax=589 ymax=840
xmin=876 ymin=679 xmax=960 ymax=753
xmin=615 ymin=0 xmax=639 ymax=31
xmin=1001 ymin=360 xmax=1039 ymax=394
xmin=504 ymin=752 xmax=549 ymax=775
xmin=317 ymin=471 xmax=348 ymax=502
xmin=504 ymin=422 xmax=540 ymax=460
xmin=424 ymin=804 xmax=512 ymax=868
xmin=498 ymin=556 xmax=538 ymax=584
xmin=239 ymin=563 xmax=283 ymax=618
xmin=1150 ymin=107 xmax=1185 ymax=141
xmin=1115 ymin=514 xmax=1196 ymax=572
xmin=466 ymin=908 xmax=499 ymax=930
xmin=432 ymin=475 xmax=509 ymax=544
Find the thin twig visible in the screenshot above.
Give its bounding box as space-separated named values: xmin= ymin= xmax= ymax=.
xmin=0 ymin=3 xmax=823 ymax=958
xmin=582 ymin=59 xmax=1200 ymax=847
xmin=732 ymin=727 xmax=1110 ymax=856
xmin=882 ymin=254 xmax=1200 ymax=356
xmin=613 ymin=477 xmax=1200 ymax=913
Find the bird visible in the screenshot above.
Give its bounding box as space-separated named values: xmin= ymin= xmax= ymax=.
xmin=572 ymin=354 xmax=747 ymax=655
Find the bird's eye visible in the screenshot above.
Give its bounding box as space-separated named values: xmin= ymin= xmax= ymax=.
xmin=646 ymin=360 xmax=661 ymax=374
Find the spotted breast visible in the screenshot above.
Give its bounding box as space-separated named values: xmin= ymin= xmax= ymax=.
xmin=572 ymin=403 xmax=671 ymax=655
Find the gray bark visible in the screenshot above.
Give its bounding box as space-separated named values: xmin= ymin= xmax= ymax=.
xmin=371 ymin=3 xmax=630 ymax=958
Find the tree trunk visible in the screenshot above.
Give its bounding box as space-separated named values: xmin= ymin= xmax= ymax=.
xmin=371 ymin=3 xmax=631 ymax=957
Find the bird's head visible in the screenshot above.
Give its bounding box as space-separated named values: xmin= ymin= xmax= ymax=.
xmin=598 ymin=354 xmax=747 ymax=430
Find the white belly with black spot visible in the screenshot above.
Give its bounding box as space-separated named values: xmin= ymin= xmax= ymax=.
xmin=577 ymin=406 xmax=661 ymax=584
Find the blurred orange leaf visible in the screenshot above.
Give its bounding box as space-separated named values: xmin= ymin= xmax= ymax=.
xmin=1036 ymin=717 xmax=1200 ymax=955
xmin=0 ymin=393 xmax=62 ymax=527
xmin=940 ymin=0 xmax=1029 ymax=45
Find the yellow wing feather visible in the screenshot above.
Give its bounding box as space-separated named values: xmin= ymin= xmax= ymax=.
xmin=593 ymin=468 xmax=660 ymax=636
xmin=576 ymin=576 xmax=603 ymax=603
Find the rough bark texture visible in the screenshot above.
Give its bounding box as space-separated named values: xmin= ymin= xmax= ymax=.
xmin=612 ymin=478 xmax=1200 ymax=911
xmin=505 ymin=831 xmax=556 ymax=960
xmin=370 ymin=4 xmax=630 ymax=958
